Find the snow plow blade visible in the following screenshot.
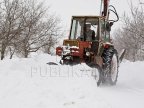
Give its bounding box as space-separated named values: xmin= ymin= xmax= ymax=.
xmin=119 ymin=49 xmax=126 ymax=63
xmin=46 ymin=62 xmax=58 ymax=65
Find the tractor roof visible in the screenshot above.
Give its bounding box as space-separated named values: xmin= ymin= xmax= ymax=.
xmin=72 ymin=15 xmax=104 ymax=19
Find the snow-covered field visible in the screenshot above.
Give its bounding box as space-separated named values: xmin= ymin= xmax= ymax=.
xmin=0 ymin=54 xmax=144 ymax=108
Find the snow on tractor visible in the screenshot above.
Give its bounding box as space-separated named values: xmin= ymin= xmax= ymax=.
xmin=55 ymin=0 xmax=126 ymax=86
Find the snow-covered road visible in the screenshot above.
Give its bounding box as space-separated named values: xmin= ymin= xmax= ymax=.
xmin=0 ymin=54 xmax=144 ymax=108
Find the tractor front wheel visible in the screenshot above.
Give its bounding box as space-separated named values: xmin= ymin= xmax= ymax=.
xmin=88 ymin=63 xmax=102 ymax=86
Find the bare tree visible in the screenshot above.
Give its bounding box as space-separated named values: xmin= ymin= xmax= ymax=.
xmin=0 ymin=0 xmax=62 ymax=59
xmin=0 ymin=0 xmax=24 ymax=60
xmin=113 ymin=3 xmax=144 ymax=61
xmin=17 ymin=1 xmax=62 ymax=58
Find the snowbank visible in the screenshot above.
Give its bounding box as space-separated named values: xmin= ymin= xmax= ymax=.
xmin=0 ymin=54 xmax=144 ymax=108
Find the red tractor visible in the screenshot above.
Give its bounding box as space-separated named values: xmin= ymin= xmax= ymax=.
xmin=55 ymin=0 xmax=125 ymax=86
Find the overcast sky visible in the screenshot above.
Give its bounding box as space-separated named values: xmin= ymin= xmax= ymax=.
xmin=43 ymin=0 xmax=143 ymax=34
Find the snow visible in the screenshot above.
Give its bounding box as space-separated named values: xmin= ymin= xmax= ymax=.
xmin=0 ymin=54 xmax=144 ymax=108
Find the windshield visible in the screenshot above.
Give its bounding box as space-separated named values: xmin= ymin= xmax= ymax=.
xmin=69 ymin=17 xmax=99 ymax=41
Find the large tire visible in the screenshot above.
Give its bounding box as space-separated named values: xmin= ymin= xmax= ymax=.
xmin=88 ymin=63 xmax=102 ymax=86
xmin=102 ymin=48 xmax=119 ymax=85
xmin=108 ymin=50 xmax=119 ymax=85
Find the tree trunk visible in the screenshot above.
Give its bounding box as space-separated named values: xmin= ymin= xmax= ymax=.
xmin=47 ymin=46 xmax=51 ymax=54
xmin=24 ymin=48 xmax=29 ymax=58
xmin=1 ymin=50 xmax=5 ymax=60
xmin=1 ymin=43 xmax=6 ymax=60
xmin=9 ymin=51 xmax=15 ymax=59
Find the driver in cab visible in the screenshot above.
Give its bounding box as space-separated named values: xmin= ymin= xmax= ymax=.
xmin=85 ymin=24 xmax=95 ymax=41
xmin=78 ymin=24 xmax=95 ymax=41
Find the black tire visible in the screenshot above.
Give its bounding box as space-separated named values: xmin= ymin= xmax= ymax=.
xmin=102 ymin=48 xmax=119 ymax=85
xmin=88 ymin=63 xmax=102 ymax=86
xmin=108 ymin=50 xmax=119 ymax=85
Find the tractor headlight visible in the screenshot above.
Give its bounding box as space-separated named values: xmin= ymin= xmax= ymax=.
xmin=86 ymin=52 xmax=90 ymax=56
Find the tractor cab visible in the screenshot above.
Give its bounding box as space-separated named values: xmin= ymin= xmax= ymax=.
xmin=69 ymin=16 xmax=111 ymax=42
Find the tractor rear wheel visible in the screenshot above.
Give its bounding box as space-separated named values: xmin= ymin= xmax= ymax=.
xmin=108 ymin=50 xmax=119 ymax=85
xmin=102 ymin=48 xmax=119 ymax=85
